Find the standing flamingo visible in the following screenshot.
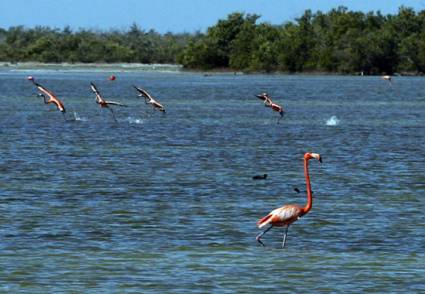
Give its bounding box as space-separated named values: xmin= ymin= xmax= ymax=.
xmin=256 ymin=152 xmax=322 ymax=248
xmin=27 ymin=76 xmax=66 ymax=118
xmin=90 ymin=82 xmax=127 ymax=122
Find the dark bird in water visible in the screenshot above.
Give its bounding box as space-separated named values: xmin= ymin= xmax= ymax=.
xmin=294 ymin=187 xmax=314 ymax=197
xmin=253 ymin=174 xmax=268 ymax=180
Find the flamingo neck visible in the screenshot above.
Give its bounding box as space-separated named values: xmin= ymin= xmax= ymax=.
xmin=302 ymin=158 xmax=313 ymax=215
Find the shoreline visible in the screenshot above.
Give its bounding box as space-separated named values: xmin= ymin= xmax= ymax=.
xmin=0 ymin=62 xmax=423 ymax=76
xmin=0 ymin=62 xmax=183 ymax=72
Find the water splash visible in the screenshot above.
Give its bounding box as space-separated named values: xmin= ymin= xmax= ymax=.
xmin=127 ymin=117 xmax=144 ymax=124
xmin=326 ymin=115 xmax=340 ymax=126
xmin=73 ymin=111 xmax=87 ymax=121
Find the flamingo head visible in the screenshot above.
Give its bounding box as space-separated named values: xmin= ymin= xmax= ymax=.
xmin=27 ymin=76 xmax=34 ymax=82
xmin=255 ymin=93 xmax=269 ymax=100
xmin=305 ymin=152 xmax=322 ymax=163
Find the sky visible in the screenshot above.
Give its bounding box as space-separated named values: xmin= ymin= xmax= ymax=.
xmin=0 ymin=0 xmax=424 ymax=33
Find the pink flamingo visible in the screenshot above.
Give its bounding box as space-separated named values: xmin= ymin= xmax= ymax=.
xmin=27 ymin=76 xmax=66 ymax=116
xmin=256 ymin=152 xmax=322 ymax=248
xmin=90 ymin=82 xmax=127 ymax=122
xmin=134 ymin=86 xmax=166 ymax=113
xmin=255 ymin=93 xmax=285 ymax=122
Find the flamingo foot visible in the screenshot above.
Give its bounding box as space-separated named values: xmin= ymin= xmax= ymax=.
xmin=256 ymin=235 xmax=266 ymax=247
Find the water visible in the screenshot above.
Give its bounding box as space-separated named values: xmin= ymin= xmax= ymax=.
xmin=0 ymin=70 xmax=424 ymax=292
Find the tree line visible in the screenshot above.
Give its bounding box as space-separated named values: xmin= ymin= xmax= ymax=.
xmin=1 ymin=6 xmax=425 ymax=74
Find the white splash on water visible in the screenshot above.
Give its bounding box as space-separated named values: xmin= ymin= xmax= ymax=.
xmin=326 ymin=115 xmax=340 ymax=126
xmin=127 ymin=117 xmax=144 ymax=124
xmin=73 ymin=111 xmax=87 ymax=121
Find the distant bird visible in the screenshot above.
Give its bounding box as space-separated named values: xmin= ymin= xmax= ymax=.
xmin=256 ymin=152 xmax=322 ymax=248
xmin=293 ymin=187 xmax=315 ymax=197
xmin=90 ymin=82 xmax=127 ymax=122
xmin=253 ymin=174 xmax=268 ymax=180
xmin=27 ymin=76 xmax=66 ymax=118
xmin=134 ymin=86 xmax=166 ymax=113
xmin=255 ymin=93 xmax=285 ymax=123
xmin=381 ymin=75 xmax=392 ymax=84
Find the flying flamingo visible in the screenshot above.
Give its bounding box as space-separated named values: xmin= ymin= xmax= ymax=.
xmin=134 ymin=86 xmax=166 ymax=113
xmin=256 ymin=152 xmax=322 ymax=248
xmin=255 ymin=93 xmax=285 ymax=123
xmin=90 ymin=82 xmax=127 ymax=122
xmin=27 ymin=76 xmax=66 ymax=118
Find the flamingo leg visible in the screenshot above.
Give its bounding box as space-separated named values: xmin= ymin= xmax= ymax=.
xmin=282 ymin=226 xmax=289 ymax=248
xmin=62 ymin=112 xmax=67 ymax=122
xmin=256 ymin=225 xmax=273 ymax=247
xmin=108 ymin=107 xmax=118 ymax=123
xmin=277 ymin=113 xmax=284 ymax=124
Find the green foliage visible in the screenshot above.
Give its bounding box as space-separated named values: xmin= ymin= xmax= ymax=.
xmin=1 ymin=6 xmax=425 ymax=74
xmin=179 ymin=7 xmax=425 ymax=74
xmin=0 ymin=24 xmax=188 ymax=64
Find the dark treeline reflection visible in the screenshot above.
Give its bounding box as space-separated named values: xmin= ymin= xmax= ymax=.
xmin=1 ymin=6 xmax=425 ymax=74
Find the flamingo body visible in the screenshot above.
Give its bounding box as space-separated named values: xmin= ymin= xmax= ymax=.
xmin=255 ymin=93 xmax=285 ymax=119
xmin=269 ymin=102 xmax=284 ymax=116
xmin=134 ymin=86 xmax=166 ymax=112
xmin=29 ymin=79 xmax=66 ymax=113
xmin=257 ymin=204 xmax=303 ymax=229
xmin=90 ymin=82 xmax=127 ymax=108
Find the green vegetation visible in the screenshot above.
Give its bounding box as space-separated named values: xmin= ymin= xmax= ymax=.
xmin=0 ymin=24 xmax=193 ymax=64
xmin=1 ymin=6 xmax=425 ymax=74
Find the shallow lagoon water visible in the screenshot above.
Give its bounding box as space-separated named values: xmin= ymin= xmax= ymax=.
xmin=0 ymin=70 xmax=424 ymax=292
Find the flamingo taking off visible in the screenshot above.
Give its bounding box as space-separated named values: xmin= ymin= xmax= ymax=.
xmin=90 ymin=82 xmax=127 ymax=122
xmin=255 ymin=93 xmax=285 ymax=122
xmin=256 ymin=152 xmax=322 ymax=248
xmin=27 ymin=76 xmax=66 ymax=115
xmin=134 ymin=86 xmax=166 ymax=113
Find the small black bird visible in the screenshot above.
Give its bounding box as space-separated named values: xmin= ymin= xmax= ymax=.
xmin=294 ymin=187 xmax=314 ymax=197
xmin=252 ymin=174 xmax=268 ymax=180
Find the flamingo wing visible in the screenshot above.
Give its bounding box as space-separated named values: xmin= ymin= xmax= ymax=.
xmin=90 ymin=82 xmax=105 ymax=104
xmin=34 ymin=82 xmax=56 ymax=101
xmin=34 ymin=82 xmax=65 ymax=112
xmin=273 ymin=205 xmax=302 ymax=222
xmin=105 ymin=100 xmax=127 ymax=107
xmin=134 ymin=86 xmax=153 ymax=100
xmin=257 ymin=205 xmax=302 ymax=228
